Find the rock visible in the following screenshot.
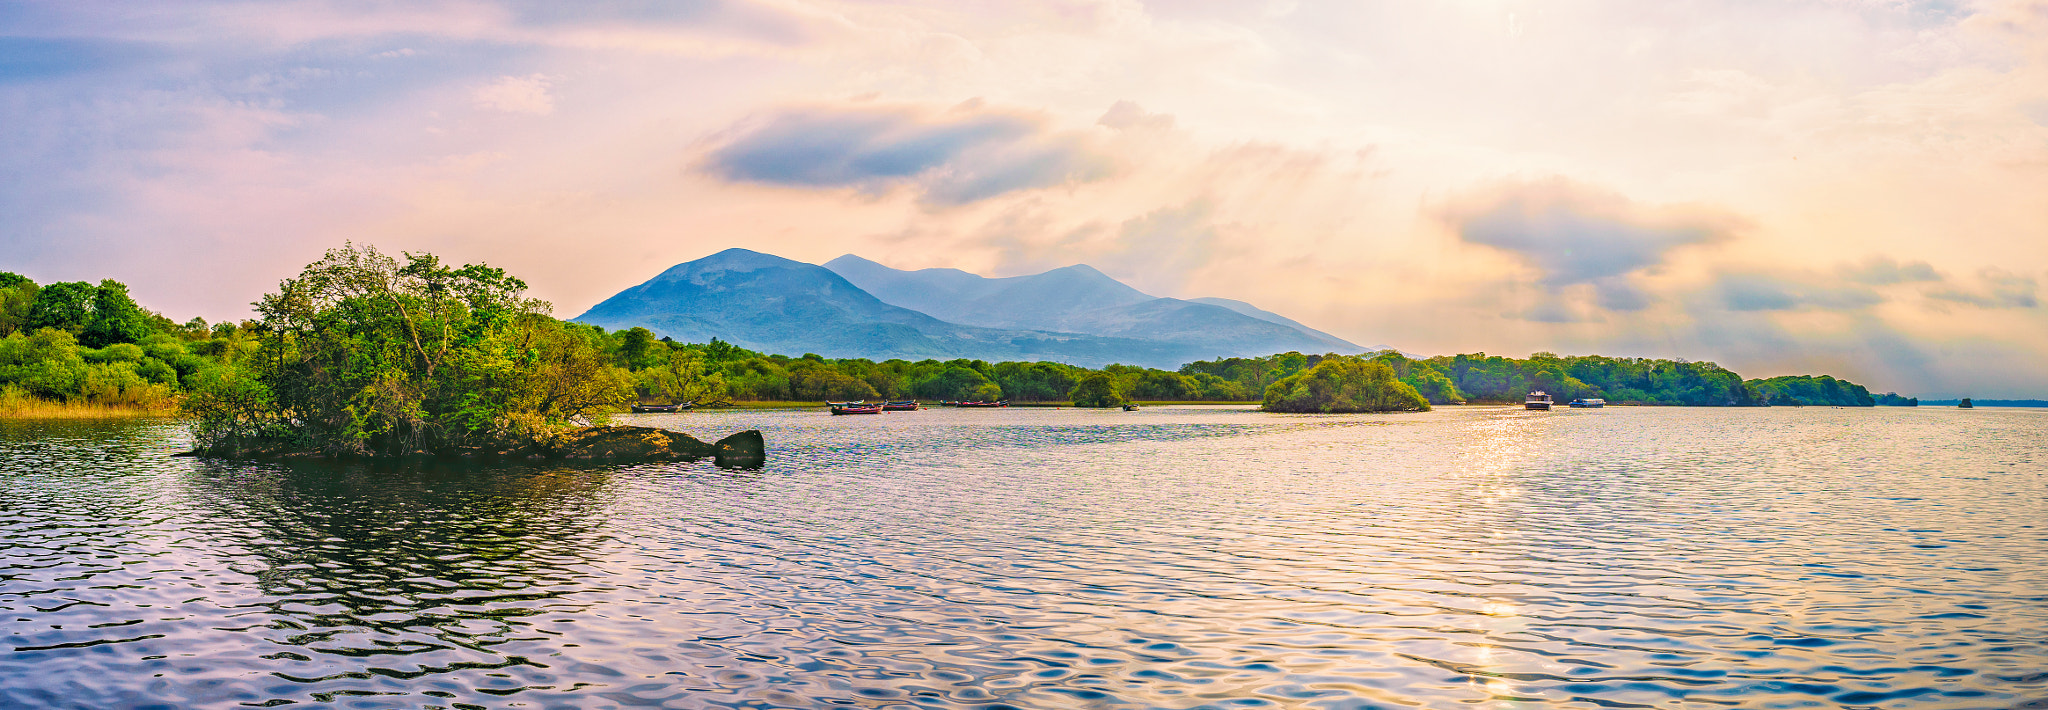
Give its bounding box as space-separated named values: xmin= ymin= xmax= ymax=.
xmin=713 ymin=429 xmax=766 ymax=470
xmin=550 ymin=425 xmax=720 ymax=461
xmin=181 ymin=426 xmax=764 ymax=467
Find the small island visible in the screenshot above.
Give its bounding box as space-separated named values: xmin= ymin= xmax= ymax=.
xmin=1261 ymin=357 xmax=1430 ymax=413
xmin=176 ymin=244 xmax=762 ymax=467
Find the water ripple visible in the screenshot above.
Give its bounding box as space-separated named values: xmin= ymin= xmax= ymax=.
xmin=1 ymin=407 xmax=2045 ymax=708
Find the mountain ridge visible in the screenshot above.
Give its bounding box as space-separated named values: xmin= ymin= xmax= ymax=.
xmin=574 ymin=249 xmax=1209 ymax=367
xmin=573 ymin=249 xmax=1372 ymax=368
xmin=824 ymin=254 xmax=1364 ymax=356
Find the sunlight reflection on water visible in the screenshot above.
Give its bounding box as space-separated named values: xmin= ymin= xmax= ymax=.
xmin=2 ymin=406 xmax=2045 ymax=709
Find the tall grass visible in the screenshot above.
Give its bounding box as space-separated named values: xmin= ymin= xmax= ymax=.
xmin=0 ymin=384 xmax=178 ymax=419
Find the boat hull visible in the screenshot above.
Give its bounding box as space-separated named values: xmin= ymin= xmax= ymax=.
xmin=631 ymin=403 xmax=691 ymax=413
xmin=1525 ymin=402 xmax=1552 ymax=410
xmin=829 ymin=407 xmax=882 ymax=415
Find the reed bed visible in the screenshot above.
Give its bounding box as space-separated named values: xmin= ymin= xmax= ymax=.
xmin=0 ymin=386 xmax=179 ymax=419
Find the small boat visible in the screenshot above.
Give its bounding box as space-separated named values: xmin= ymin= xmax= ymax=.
xmin=1959 ymin=398 xmax=1974 ymax=409
xmin=939 ymin=400 xmax=961 ymax=407
xmin=829 ymin=404 xmax=882 ymax=415
xmin=825 ymin=400 xmax=865 ymax=408
xmin=955 ymin=400 xmax=1009 ymax=408
xmin=631 ymin=402 xmax=693 ymax=413
xmin=881 ymin=400 xmax=919 ymax=411
xmin=1567 ymin=398 xmax=1604 ymax=408
xmin=1525 ymin=391 xmax=1554 ymax=410
xmin=1122 ymin=403 xmax=1139 ymax=411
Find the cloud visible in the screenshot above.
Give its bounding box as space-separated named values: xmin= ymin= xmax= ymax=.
xmin=1442 ymin=177 xmax=1744 ymax=314
xmin=1093 ymin=199 xmax=1219 ymax=293
xmin=704 ymin=101 xmax=1114 ymax=205
xmin=1927 ymin=268 xmax=2039 ymax=308
xmin=1841 ymin=256 xmax=1942 ymax=284
xmin=1097 ymin=100 xmax=1174 ymax=132
xmin=1715 ymin=272 xmax=1883 ymax=311
xmin=472 ymin=74 xmax=555 ymax=115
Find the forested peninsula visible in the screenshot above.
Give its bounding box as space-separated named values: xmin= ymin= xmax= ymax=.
xmin=3 ymin=245 xmax=1918 ymax=433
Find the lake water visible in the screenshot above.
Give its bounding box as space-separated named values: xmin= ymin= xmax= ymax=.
xmin=2 ymin=406 xmax=2044 ymax=709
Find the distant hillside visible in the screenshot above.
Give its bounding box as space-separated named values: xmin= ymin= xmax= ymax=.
xmin=824 ymin=255 xmax=1364 ymax=358
xmin=574 ymin=249 xmax=1205 ymax=367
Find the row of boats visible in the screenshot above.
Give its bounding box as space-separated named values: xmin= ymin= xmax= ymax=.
xmin=1523 ymin=391 xmax=1605 ymax=410
xmin=827 ymin=400 xmax=1010 ymax=415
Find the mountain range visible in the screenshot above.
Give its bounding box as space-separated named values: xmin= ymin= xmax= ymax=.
xmin=574 ymin=249 xmax=1368 ymax=369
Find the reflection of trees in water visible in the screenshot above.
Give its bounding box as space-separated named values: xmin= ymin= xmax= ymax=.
xmin=184 ymin=459 xmax=622 ymax=685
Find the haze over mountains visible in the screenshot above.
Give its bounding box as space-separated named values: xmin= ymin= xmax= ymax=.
xmin=575 ymin=249 xmax=1367 ymax=368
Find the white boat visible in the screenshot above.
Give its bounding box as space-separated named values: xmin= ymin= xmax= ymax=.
xmin=1568 ymin=398 xmax=1605 ymax=408
xmin=1525 ymin=391 xmax=1554 ymax=410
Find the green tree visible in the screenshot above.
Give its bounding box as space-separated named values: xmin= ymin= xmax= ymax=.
xmin=612 ymin=327 xmax=663 ymax=370
xmin=1068 ymin=371 xmax=1125 ymax=407
xmin=27 ymin=281 xmax=94 ymax=335
xmin=0 ymin=274 xmax=36 ymax=337
xmin=787 ymin=357 xmax=881 ymax=401
xmin=81 ymin=280 xmax=153 ymax=347
xmin=914 ymin=364 xmax=996 ymax=401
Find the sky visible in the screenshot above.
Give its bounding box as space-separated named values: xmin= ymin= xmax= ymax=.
xmin=2 ymin=0 xmax=2045 ymax=398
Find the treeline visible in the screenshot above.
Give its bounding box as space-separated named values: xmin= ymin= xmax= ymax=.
xmin=609 ymin=331 xmax=1254 ymax=405
xmin=1921 ymin=399 xmax=2045 ymax=408
xmin=1181 ymin=352 xmax=1908 ymax=407
xmin=1183 ymin=351 xmax=1765 ymax=405
xmin=1 ymin=272 xmax=257 ymax=412
xmin=1746 ymin=375 xmax=1892 ymax=407
xmin=3 ymin=252 xmax=1915 ymax=419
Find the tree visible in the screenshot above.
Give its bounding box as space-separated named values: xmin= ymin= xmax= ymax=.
xmin=613 ymin=327 xmax=663 ymax=370
xmin=27 ymin=281 xmax=94 ymax=335
xmin=0 ymin=274 xmax=36 ymax=337
xmin=186 ymin=243 xmax=631 ymax=456
xmin=914 ymin=364 xmax=997 ymax=401
xmin=1262 ymin=356 xmax=1430 ymax=413
xmin=1068 ymin=371 xmax=1125 ymax=407
xmin=81 ymin=280 xmax=153 ymax=347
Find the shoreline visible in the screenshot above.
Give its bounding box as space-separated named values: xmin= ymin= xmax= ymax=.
xmin=643 ymin=400 xmax=1268 ymax=410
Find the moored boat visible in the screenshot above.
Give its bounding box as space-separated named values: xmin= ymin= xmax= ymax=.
xmin=1122 ymin=403 xmax=1139 ymax=411
xmin=956 ymin=400 xmax=1009 ymax=408
xmin=1525 ymin=391 xmax=1554 ymax=410
xmin=631 ymin=402 xmax=693 ymax=413
xmin=881 ymin=400 xmax=919 ymax=411
xmin=825 ymin=400 xmax=864 ymax=408
xmin=1567 ymin=398 xmax=1604 ymax=408
xmin=829 ymin=404 xmax=882 ymax=415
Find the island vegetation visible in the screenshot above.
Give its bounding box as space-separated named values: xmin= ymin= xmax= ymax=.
xmin=1260 ymin=357 xmax=1429 ymax=413
xmin=1 ymin=245 xmax=1944 ymax=427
